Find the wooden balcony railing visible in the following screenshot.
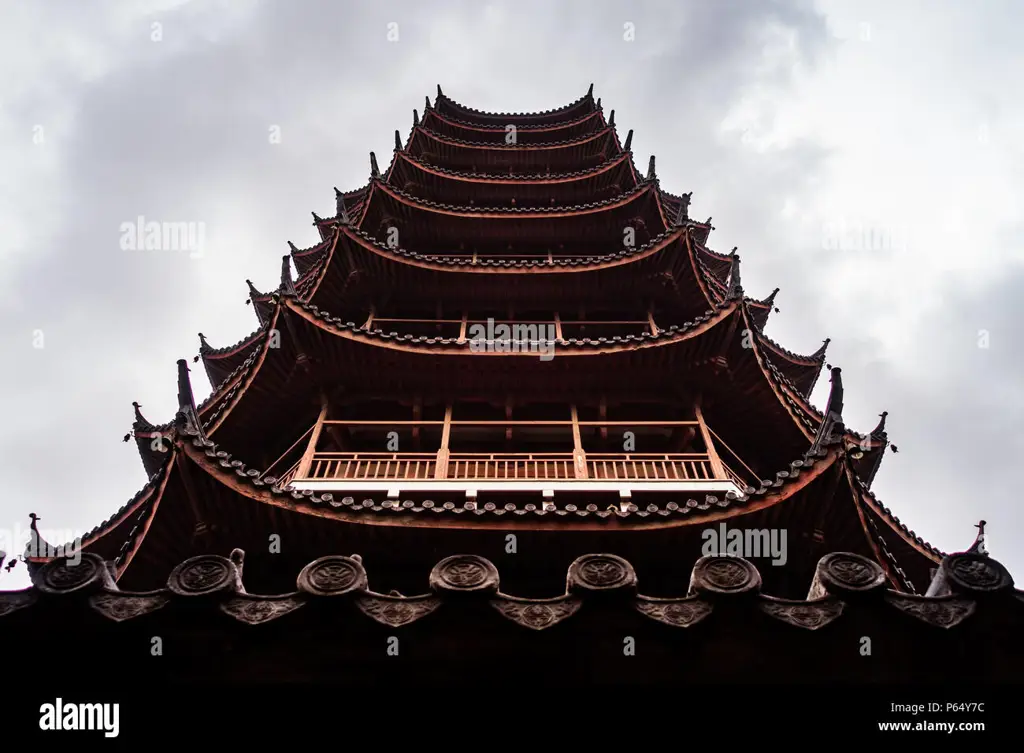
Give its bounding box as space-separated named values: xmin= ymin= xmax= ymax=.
xmin=296 ymin=451 xmax=744 ymax=485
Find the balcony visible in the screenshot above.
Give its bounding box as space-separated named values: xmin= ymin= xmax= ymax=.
xmin=271 ymin=414 xmax=755 ymax=497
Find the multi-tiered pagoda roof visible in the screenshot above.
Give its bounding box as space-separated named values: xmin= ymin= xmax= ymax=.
xmin=4 ymin=85 xmax=1019 ymax=686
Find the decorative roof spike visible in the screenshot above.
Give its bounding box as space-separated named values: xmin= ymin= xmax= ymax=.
xmin=280 ymin=255 xmax=296 ymax=296
xmin=870 ymin=410 xmax=889 ymax=438
xmin=334 ymin=189 xmax=349 ymax=223
xmin=413 ymin=109 xmax=419 ymax=127
xmin=727 ymin=254 xmax=743 ymax=299
xmin=674 ymin=192 xmax=692 ymax=224
xmin=395 ymin=130 xmax=402 ymax=151
xmin=587 ymin=83 xmax=594 ymax=98
xmin=967 ymin=520 xmax=988 ymax=555
xmin=288 ymin=241 xmax=299 ymax=255
xmin=25 ymin=512 xmax=53 ymax=561
xmin=311 ymin=211 xmax=322 ymax=225
xmin=608 ymin=110 xmax=615 ymax=127
xmin=596 ymin=97 xmax=601 ymax=110
xmin=437 ymin=84 xmax=443 ymax=99
xmin=370 ymin=151 xmax=380 ymax=178
xmin=425 ymin=95 xmax=431 ymax=111
xmin=764 ymin=287 xmax=780 ymax=306
xmin=245 ymin=279 xmax=261 ymax=303
xmin=808 ymin=367 xmax=845 ymax=456
xmin=198 ymin=332 xmax=211 ymax=352
xmin=647 ymin=155 xmax=656 ymax=181
xmin=174 ymin=358 xmax=204 ymax=438
xmin=623 ymin=129 xmax=633 ymax=152
xmin=811 ymin=337 xmax=831 ymax=360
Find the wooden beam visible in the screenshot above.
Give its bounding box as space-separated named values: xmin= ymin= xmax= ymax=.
xmin=694 ymin=397 xmax=726 ymax=481
xmin=363 ymin=305 xmax=375 ymax=329
xmin=296 ymin=396 xmax=329 ymax=480
xmin=434 ymin=403 xmax=452 ymax=478
xmin=571 ymin=404 xmax=588 ymax=479
xmin=553 ymin=312 xmax=563 ymax=341
xmin=457 ymin=312 xmax=468 ymax=342
xmin=647 ymin=303 xmax=659 ymax=335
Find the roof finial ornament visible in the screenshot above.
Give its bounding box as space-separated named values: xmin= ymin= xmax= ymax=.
xmin=647 ymin=155 xmax=656 ymax=181
xmin=587 ymin=83 xmax=594 ymax=98
xmin=280 ymin=255 xmax=296 ymax=296
xmin=608 ymin=110 xmax=615 ymax=127
xmin=437 ymin=84 xmax=443 ymax=100
xmin=811 ymin=337 xmax=831 ymax=360
xmin=764 ymin=287 xmax=780 ymax=309
xmin=198 ymin=332 xmax=211 ymax=352
xmin=334 ymin=187 xmax=349 ymax=221
xmin=395 ymin=130 xmax=402 ymax=151
xmin=968 ymin=520 xmax=988 ymax=555
xmin=675 ymin=192 xmax=691 ymax=224
xmin=871 ymin=410 xmax=888 ymax=438
xmin=808 ymin=367 xmax=845 ymax=456
xmin=288 ymin=241 xmax=299 ymax=255
xmin=425 ymin=95 xmax=431 ymax=112
xmin=727 ymin=254 xmax=743 ymax=299
xmin=245 ymin=279 xmax=261 ymax=305
xmin=413 ymin=109 xmax=419 ymax=127
xmin=623 ymin=129 xmax=633 ymax=152
xmin=370 ymin=151 xmax=380 ymax=178
xmin=596 ymin=97 xmax=602 ymax=109
xmin=174 ymin=358 xmax=204 ymax=439
xmin=311 ymin=211 xmax=322 ymax=225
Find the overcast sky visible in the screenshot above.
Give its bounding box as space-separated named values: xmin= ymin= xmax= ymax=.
xmin=1 ymin=0 xmax=1021 ymax=590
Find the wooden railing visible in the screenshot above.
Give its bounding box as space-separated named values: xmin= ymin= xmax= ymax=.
xmin=296 ymin=451 xmax=745 ymax=484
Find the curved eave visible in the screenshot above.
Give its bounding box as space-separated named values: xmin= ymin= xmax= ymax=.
xmin=291 ymin=235 xmax=334 ymax=276
xmin=411 ymin=125 xmax=615 ymax=154
xmin=421 ymin=108 xmax=606 ymax=142
xmin=360 ymin=178 xmax=663 ymax=225
xmin=433 ymin=88 xmax=595 ymax=126
xmin=747 ymin=299 xmax=773 ymax=330
xmin=25 ymin=451 xmax=174 ymax=578
xmin=200 ymin=326 xmax=267 ymax=387
xmin=390 ymin=149 xmax=636 ymax=188
xmin=756 ymin=333 xmax=826 ymax=398
xmin=173 ymin=427 xmax=843 ymax=533
xmin=844 ymin=462 xmax=944 ymax=593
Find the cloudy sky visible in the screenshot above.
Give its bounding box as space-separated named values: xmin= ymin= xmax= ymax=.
xmin=1 ymin=0 xmax=1021 ymax=590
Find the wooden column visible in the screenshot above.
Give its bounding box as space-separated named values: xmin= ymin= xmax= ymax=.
xmin=434 ymin=403 xmax=452 ymax=478
xmin=457 ymin=312 xmax=468 ymax=342
xmin=694 ymin=397 xmax=726 ymax=480
xmin=296 ymin=397 xmax=329 ymax=480
xmin=571 ymin=404 xmax=588 ymax=479
xmin=553 ymin=312 xmax=563 ymax=341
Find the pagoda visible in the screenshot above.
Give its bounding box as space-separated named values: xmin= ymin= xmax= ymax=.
xmin=3 ymin=84 xmax=1021 ymax=687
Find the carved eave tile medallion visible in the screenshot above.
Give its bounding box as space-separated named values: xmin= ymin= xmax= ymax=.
xmin=886 ymin=593 xmax=976 ymax=629
xmin=567 ymin=553 xmax=637 ymax=595
xmin=635 ymin=595 xmax=713 ymax=628
xmin=355 ymin=593 xmax=442 ymax=627
xmin=32 ymin=553 xmax=112 ymax=596
xmin=167 ymin=553 xmax=242 ymax=597
xmin=429 ymin=554 xmax=499 ymax=596
xmin=490 ymin=594 xmax=582 ymax=630
xmin=759 ymin=596 xmax=844 ymax=630
xmin=807 ymin=552 xmax=886 ymax=600
xmin=89 ymin=590 xmax=171 ymax=623
xmin=296 ymin=555 xmax=367 ymax=597
xmin=689 ymin=555 xmax=762 ymax=597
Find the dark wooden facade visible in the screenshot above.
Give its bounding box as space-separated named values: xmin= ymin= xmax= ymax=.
xmin=5 ymin=85 xmax=1020 ymax=686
